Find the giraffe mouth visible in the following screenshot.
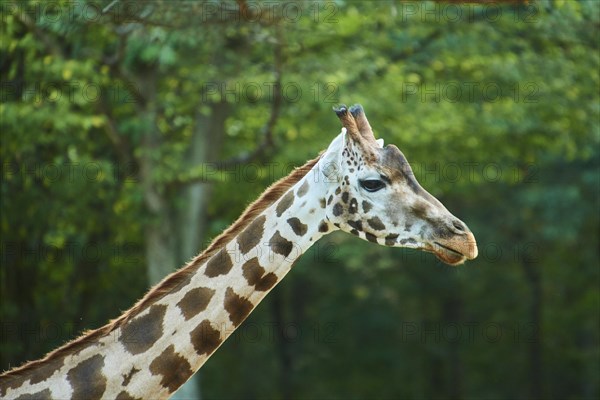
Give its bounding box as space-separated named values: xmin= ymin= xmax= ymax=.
xmin=429 ymin=230 xmax=478 ymax=266
xmin=432 ymin=242 xmax=467 ymax=266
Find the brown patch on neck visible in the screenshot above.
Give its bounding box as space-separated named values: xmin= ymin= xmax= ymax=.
xmin=122 ymin=367 xmax=140 ymax=386
xmin=149 ymin=345 xmax=193 ymax=394
xmin=0 ymin=155 xmax=320 ymax=382
xmin=190 ymin=320 xmax=222 ymax=356
xmin=120 ymin=305 xmax=167 ymax=355
xmin=67 ymin=354 xmax=107 ymax=400
xmin=237 ymin=215 xmax=266 ymax=254
xmin=116 ymin=390 xmax=141 ymax=400
xmin=242 ymin=257 xmax=278 ymax=292
xmin=14 ymin=388 xmax=52 ymax=399
xmin=275 ymin=190 xmax=295 ymax=217
xmin=287 ymin=217 xmax=308 ymax=236
xmin=204 ymin=248 xmax=234 ymax=277
xmin=177 ymin=287 xmax=215 ymax=320
xmin=224 ymin=288 xmax=253 ymax=327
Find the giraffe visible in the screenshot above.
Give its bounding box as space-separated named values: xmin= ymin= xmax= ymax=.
xmin=0 ymin=104 xmax=477 ymax=399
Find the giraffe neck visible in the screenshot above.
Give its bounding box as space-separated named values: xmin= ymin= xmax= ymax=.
xmin=1 ymin=158 xmax=334 ymax=400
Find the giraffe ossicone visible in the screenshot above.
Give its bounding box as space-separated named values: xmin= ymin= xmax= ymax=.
xmin=1 ymin=104 xmax=477 ymax=399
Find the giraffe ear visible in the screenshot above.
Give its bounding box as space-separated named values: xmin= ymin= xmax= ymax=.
xmin=320 ymin=128 xmax=347 ymax=182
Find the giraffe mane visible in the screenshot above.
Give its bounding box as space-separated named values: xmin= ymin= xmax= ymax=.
xmin=1 ymin=155 xmax=321 ymax=379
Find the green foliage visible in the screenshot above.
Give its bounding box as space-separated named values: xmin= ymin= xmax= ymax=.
xmin=1 ymin=1 xmax=598 ymax=399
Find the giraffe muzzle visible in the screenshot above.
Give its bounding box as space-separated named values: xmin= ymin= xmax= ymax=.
xmin=430 ymin=231 xmax=478 ymax=266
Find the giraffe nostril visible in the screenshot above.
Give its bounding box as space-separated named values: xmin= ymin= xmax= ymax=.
xmin=452 ymin=220 xmax=465 ymax=232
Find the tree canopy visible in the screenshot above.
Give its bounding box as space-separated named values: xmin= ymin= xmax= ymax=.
xmin=1 ymin=1 xmax=598 ymax=399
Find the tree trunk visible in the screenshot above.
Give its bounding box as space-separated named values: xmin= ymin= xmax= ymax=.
xmin=172 ymin=101 xmax=229 ymax=399
xmin=177 ymin=101 xmax=229 ymax=264
xmin=443 ymin=296 xmax=463 ymax=400
xmin=521 ymin=259 xmax=542 ymax=399
xmin=136 ymin=65 xmax=178 ymax=287
xmin=271 ymin=289 xmax=293 ymax=400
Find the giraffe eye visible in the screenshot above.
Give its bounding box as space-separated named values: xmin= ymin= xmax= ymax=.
xmin=359 ymin=179 xmax=386 ymax=192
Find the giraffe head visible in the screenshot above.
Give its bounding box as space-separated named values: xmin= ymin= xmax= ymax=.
xmin=319 ymin=104 xmax=477 ymax=265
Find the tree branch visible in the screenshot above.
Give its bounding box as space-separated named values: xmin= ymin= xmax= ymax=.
xmin=97 ymin=96 xmax=132 ymax=167
xmin=216 ymin=29 xmax=284 ymax=170
xmin=13 ymin=6 xmax=65 ymax=58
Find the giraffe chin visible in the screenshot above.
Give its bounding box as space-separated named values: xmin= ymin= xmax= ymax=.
xmin=433 ymin=246 xmax=466 ymax=266
xmin=425 ymin=242 xmax=467 ymax=266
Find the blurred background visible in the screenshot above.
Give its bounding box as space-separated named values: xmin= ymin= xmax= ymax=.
xmin=1 ymin=0 xmax=598 ymax=399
